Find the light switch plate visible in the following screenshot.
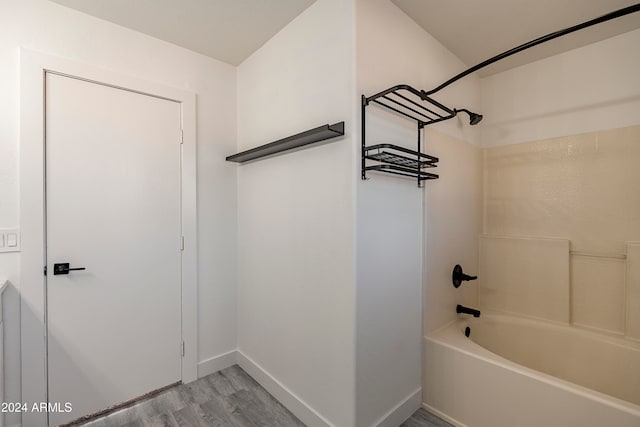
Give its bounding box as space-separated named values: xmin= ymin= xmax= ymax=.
xmin=0 ymin=229 xmax=20 ymax=253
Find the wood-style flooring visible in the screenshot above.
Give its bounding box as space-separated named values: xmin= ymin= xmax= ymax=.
xmin=400 ymin=409 xmax=453 ymax=427
xmin=71 ymin=365 xmax=452 ymax=427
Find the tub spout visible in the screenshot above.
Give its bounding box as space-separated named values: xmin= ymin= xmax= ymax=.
xmin=456 ymin=304 xmax=481 ymax=318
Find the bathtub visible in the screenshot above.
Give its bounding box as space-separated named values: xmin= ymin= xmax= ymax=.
xmin=423 ymin=312 xmax=640 ymax=427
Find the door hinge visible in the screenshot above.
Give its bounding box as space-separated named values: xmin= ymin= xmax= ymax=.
xmin=180 ymin=129 xmax=184 ymax=145
xmin=181 ymin=236 xmax=185 ymax=251
xmin=181 ymin=341 xmax=185 ymax=357
xmin=44 ymin=265 xmax=47 ymax=276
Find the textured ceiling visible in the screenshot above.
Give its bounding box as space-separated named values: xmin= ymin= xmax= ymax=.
xmin=49 ymin=0 xmax=316 ymax=65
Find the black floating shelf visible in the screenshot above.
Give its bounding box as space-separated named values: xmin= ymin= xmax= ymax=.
xmin=226 ymin=122 xmax=344 ymax=164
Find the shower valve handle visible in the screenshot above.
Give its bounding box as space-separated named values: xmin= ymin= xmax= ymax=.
xmin=452 ymin=264 xmax=477 ymax=288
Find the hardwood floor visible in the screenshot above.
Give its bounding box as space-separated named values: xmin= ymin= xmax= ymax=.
xmin=71 ymin=365 xmax=452 ymax=427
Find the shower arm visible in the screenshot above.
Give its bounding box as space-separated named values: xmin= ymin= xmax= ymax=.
xmin=422 ymin=3 xmax=640 ymax=97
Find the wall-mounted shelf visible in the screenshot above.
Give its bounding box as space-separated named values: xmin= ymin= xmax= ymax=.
xmin=363 ymin=143 xmax=439 ymax=182
xmin=361 ymin=84 xmax=480 ymax=186
xmin=362 ymin=85 xmax=448 ymax=186
xmin=364 ymin=143 xmax=438 ymax=170
xmin=364 ymin=85 xmax=456 ymax=128
xmin=364 ymin=164 xmax=438 ymax=181
xmin=226 ymin=122 xmax=344 ymax=164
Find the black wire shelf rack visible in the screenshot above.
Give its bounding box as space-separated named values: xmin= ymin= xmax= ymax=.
xmin=364 ymin=164 xmax=439 ymax=182
xmin=364 ymin=85 xmax=456 ymax=128
xmin=361 ymin=85 xmax=452 ymax=186
xmin=364 ymin=143 xmax=438 ymax=170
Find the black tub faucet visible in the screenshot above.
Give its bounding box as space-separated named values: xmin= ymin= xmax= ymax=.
xmin=452 ymin=264 xmax=477 ymax=288
xmin=456 ymin=304 xmax=481 ymax=318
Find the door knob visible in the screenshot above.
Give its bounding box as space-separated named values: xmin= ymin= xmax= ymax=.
xmin=53 ymin=263 xmax=86 ymax=275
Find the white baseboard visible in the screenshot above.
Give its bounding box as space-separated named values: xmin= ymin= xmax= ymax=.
xmin=421 ymin=402 xmax=467 ymax=427
xmin=197 ymin=350 xmax=238 ymax=378
xmin=236 ymin=350 xmax=334 ymax=427
xmin=374 ymin=388 xmax=421 ymax=427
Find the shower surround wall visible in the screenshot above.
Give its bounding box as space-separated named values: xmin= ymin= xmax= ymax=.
xmin=423 ymin=27 xmax=640 ymax=427
xmin=478 ymin=29 xmax=640 ymax=334
xmin=482 ymin=126 xmax=640 ymax=335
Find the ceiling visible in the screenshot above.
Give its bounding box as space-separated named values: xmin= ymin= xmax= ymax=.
xmin=49 ymin=0 xmax=316 ymax=66
xmin=391 ymin=0 xmax=640 ymax=76
xmin=50 ymin=0 xmax=640 ymax=73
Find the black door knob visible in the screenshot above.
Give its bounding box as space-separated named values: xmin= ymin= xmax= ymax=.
xmin=53 ymin=263 xmax=86 ymax=275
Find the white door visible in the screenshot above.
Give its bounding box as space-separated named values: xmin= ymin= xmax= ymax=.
xmin=45 ymin=72 xmax=183 ymax=426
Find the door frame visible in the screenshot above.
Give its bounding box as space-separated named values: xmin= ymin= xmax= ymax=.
xmin=20 ymin=49 xmax=198 ymax=427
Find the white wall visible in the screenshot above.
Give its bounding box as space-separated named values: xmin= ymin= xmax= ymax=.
xmin=236 ymin=1 xmax=356 ymax=426
xmin=480 ymin=28 xmax=640 ymax=147
xmin=423 ymin=128 xmax=482 ymax=334
xmin=0 ymin=2 xmax=237 ymax=425
xmin=355 ymin=0 xmax=481 ymax=425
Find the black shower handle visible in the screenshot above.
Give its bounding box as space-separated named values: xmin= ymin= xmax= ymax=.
xmin=452 ymin=264 xmax=477 ymax=288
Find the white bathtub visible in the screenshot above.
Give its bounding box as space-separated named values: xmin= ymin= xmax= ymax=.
xmin=423 ymin=312 xmax=640 ymax=427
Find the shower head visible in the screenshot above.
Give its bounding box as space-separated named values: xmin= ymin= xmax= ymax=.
xmin=468 ymin=112 xmax=483 ymax=125
xmin=456 ymin=109 xmax=483 ymax=126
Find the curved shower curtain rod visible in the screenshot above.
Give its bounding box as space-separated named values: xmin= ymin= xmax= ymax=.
xmin=422 ymin=2 xmax=640 ymax=97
